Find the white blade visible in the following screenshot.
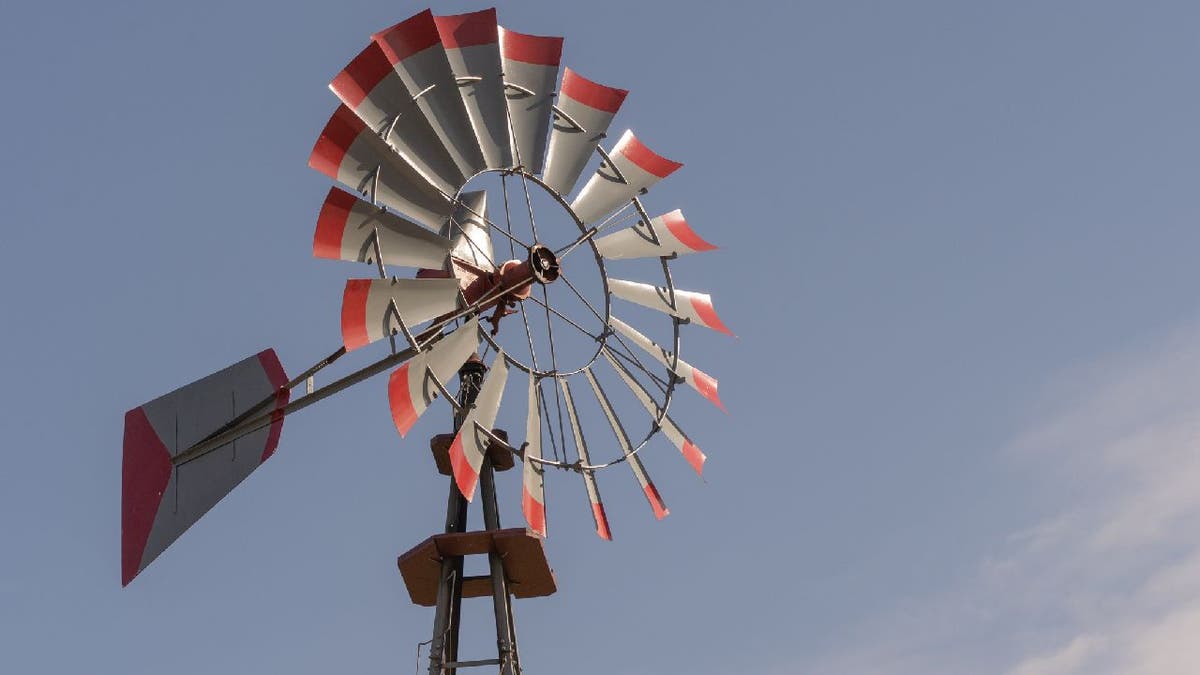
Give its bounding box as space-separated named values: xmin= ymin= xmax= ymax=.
xmin=330 ymin=41 xmax=467 ymax=193
xmin=570 ymin=130 xmax=682 ymax=225
xmin=522 ymin=374 xmax=546 ymax=535
xmin=388 ymin=318 xmax=481 ymax=437
xmin=542 ymin=68 xmax=627 ymax=196
xmin=434 ymin=9 xmax=512 ymax=170
xmin=584 ymin=369 xmax=668 ymax=520
xmin=449 ymin=351 xmax=510 ymax=501
xmin=309 ymin=104 xmax=452 ymax=229
xmin=314 ymin=187 xmax=452 ymax=269
xmin=609 ymin=316 xmax=725 ymax=411
xmin=594 ymin=209 xmax=717 ymax=260
xmin=340 ymin=278 xmax=461 ymax=351
xmin=603 ymin=350 xmax=706 ymax=476
xmin=440 ymin=190 xmax=495 ymax=272
xmin=373 ymin=10 xmax=486 ymax=179
xmin=560 ymin=379 xmax=612 ymax=540
xmin=608 ymin=278 xmax=733 ymax=337
xmin=499 ymin=27 xmax=562 ymax=174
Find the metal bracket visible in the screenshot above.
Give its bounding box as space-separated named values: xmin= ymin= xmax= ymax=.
xmin=503 ymin=82 xmax=536 ymax=98
xmin=594 ymin=145 xmax=631 ymax=187
xmin=549 ymin=104 xmax=587 ymax=134
xmin=386 ymin=297 xmax=421 ymax=352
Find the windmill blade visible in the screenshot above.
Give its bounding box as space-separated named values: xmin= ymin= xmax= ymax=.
xmin=610 ymin=316 xmax=724 ymax=411
xmin=373 ymin=10 xmax=486 ymax=180
xmin=560 ymin=379 xmax=611 ymax=540
xmin=314 ymin=187 xmax=452 ymax=269
xmin=440 ymin=189 xmax=496 ymax=272
xmin=309 ymin=104 xmax=452 ymax=230
xmin=594 ymin=209 xmax=717 ymax=260
xmin=542 ymin=68 xmax=627 ymax=196
xmin=584 ymin=369 xmax=668 ymax=520
xmin=389 ymin=318 xmax=481 ymax=437
xmin=570 ymin=130 xmax=682 ymax=225
xmin=522 ymin=373 xmax=546 ymax=536
xmin=499 ymin=27 xmax=562 ymax=174
xmin=340 ymin=278 xmax=462 ymax=351
xmin=122 ymin=350 xmax=289 ymax=586
xmin=603 ymin=350 xmax=706 ymax=476
xmin=330 ymin=41 xmax=467 ymax=193
xmin=434 ymin=9 xmax=512 ymax=170
xmin=608 ymin=278 xmax=733 ymax=337
xmin=448 ymin=352 xmax=510 ymax=501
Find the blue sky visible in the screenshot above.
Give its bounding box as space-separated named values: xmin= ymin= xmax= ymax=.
xmin=3 ymin=1 xmax=1200 ymax=673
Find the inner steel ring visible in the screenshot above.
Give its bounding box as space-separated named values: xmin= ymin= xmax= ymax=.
xmin=445 ymin=167 xmax=682 ymax=469
xmin=462 ymin=168 xmax=612 ymax=379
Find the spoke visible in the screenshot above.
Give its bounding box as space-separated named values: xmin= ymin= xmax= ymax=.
xmin=503 ymin=175 xmax=546 ymax=378
xmin=436 ymin=186 xmax=533 ymax=253
xmin=541 ymin=374 xmax=566 ymax=464
xmin=516 ymin=172 xmax=542 ymax=243
xmin=522 ymin=292 xmax=601 ymax=343
xmin=445 ymin=210 xmax=498 ymax=271
xmin=540 ymin=285 xmax=571 ymax=463
xmin=607 ymin=344 xmax=670 ymax=394
xmin=556 ymin=270 xmax=673 ymax=395
xmin=556 ymin=272 xmax=609 ymax=329
xmin=556 ymin=201 xmax=638 ymax=258
xmin=502 ymin=173 xmax=562 ymax=463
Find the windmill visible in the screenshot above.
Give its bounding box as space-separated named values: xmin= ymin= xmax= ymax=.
xmin=121 ymin=8 xmax=730 ymax=673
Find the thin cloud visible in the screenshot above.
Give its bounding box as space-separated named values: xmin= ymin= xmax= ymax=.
xmin=800 ymin=322 xmax=1200 ymax=674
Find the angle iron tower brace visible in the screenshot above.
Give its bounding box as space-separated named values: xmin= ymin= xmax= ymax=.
xmin=397 ymin=357 xmax=555 ymax=675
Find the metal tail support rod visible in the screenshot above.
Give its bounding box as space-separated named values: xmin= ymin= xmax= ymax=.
xmin=172 ymin=268 xmax=542 ymax=469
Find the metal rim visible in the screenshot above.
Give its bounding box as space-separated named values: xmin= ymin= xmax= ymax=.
xmin=403 ymin=166 xmax=681 ymax=473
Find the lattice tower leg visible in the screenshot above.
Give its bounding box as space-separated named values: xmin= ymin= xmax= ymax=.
xmin=425 ymin=359 xmax=522 ymax=675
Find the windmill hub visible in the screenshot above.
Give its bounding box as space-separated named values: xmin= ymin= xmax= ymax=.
xmin=528 ymin=244 xmax=560 ymax=285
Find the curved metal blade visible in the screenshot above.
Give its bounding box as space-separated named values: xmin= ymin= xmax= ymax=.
xmin=570 ymin=130 xmax=682 ymax=225
xmin=373 ymin=10 xmax=486 ymax=179
xmin=560 ymin=379 xmax=611 ymax=540
xmin=522 ymin=373 xmax=546 ymax=535
xmin=543 ymin=68 xmax=627 ymax=196
xmin=607 ymin=278 xmax=733 ymax=336
xmin=388 ymin=318 xmax=481 ymax=437
xmin=314 ymin=187 xmax=452 ymax=269
xmin=440 ymin=190 xmax=495 ymax=272
xmin=594 ymin=209 xmax=717 ymax=260
xmin=499 ymin=27 xmax=562 ymax=175
xmin=449 ymin=351 xmax=510 ymax=501
xmin=609 ymin=316 xmax=724 ymax=411
xmin=603 ymin=350 xmax=706 ymax=476
xmin=308 ymin=104 xmax=452 ymax=229
xmin=584 ymin=369 xmax=668 ymax=520
xmin=340 ymin=278 xmax=461 ymax=351
xmin=330 ymin=41 xmax=467 ymax=193
xmin=434 ymin=9 xmax=512 ymax=170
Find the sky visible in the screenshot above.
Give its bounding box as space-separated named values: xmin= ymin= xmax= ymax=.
xmin=2 ymin=1 xmax=1200 ymax=673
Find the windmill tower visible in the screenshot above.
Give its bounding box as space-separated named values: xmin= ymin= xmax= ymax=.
xmin=121 ymin=8 xmax=730 ymax=673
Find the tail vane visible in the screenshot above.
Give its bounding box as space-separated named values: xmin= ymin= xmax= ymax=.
xmin=122 ymin=350 xmax=289 ymax=586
